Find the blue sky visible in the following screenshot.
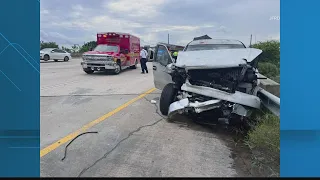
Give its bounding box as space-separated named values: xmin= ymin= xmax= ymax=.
xmin=40 ymin=0 xmax=280 ymax=48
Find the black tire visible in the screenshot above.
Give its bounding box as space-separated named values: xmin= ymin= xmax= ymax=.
xmin=130 ymin=59 xmax=138 ymax=69
xmin=160 ymin=83 xmax=178 ymax=116
xmin=44 ymin=54 xmax=50 ymax=61
xmin=114 ymin=61 xmax=122 ymax=74
xmin=64 ymin=56 xmax=69 ymax=61
xmin=84 ymin=69 xmax=94 ymax=74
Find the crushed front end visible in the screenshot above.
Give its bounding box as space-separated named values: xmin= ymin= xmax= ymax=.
xmin=166 ymin=61 xmax=262 ymax=125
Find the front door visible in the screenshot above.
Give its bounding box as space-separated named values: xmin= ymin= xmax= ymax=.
xmin=50 ymin=49 xmax=60 ymax=59
xmin=152 ymin=44 xmax=174 ymax=90
xmin=52 ymin=49 xmax=65 ymax=59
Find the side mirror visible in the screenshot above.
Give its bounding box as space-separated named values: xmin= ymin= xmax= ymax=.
xmin=51 ymin=50 xmax=54 ymax=53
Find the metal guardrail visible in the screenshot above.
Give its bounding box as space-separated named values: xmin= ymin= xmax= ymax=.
xmin=257 ymin=88 xmax=280 ymax=117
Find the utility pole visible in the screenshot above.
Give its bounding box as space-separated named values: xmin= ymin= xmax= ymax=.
xmin=249 ymin=34 xmax=252 ymax=47
xmin=168 ymin=33 xmax=170 ymax=44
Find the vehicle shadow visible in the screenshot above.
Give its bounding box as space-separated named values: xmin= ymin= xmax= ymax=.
xmin=169 ymin=114 xmax=246 ymax=139
xmin=85 ymin=67 xmax=139 ymax=76
xmin=40 ymin=60 xmax=70 ymax=64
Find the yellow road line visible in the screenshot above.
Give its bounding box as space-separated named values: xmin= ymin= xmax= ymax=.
xmin=40 ymin=88 xmax=157 ymax=158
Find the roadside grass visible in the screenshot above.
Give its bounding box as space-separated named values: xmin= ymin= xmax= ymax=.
xmin=245 ymin=110 xmax=280 ymax=176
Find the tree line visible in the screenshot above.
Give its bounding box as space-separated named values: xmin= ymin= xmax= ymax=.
xmin=40 ymin=41 xmax=97 ymax=53
xmin=250 ymin=40 xmax=280 ymax=83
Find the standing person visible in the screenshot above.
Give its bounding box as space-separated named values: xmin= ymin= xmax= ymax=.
xmin=140 ymin=46 xmax=148 ymax=74
xmin=172 ymin=51 xmax=178 ymax=61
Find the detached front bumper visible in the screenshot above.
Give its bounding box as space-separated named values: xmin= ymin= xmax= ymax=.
xmin=168 ymin=81 xmax=261 ymax=117
xmin=168 ymin=98 xmax=253 ymax=119
xmin=168 ymin=98 xmax=222 ymax=117
xmin=81 ymin=61 xmax=117 ymax=71
xmin=181 ymin=81 xmax=261 ymax=109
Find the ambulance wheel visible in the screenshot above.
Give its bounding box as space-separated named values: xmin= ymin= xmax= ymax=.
xmin=114 ymin=61 xmax=121 ymax=74
xmin=84 ymin=69 xmax=94 ymax=74
xmin=130 ymin=60 xmax=137 ymax=69
xmin=160 ymin=83 xmax=178 ymax=116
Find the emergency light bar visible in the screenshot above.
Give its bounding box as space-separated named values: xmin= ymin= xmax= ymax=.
xmin=97 ymin=33 xmax=130 ymax=38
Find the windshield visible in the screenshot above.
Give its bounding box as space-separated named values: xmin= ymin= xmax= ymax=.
xmin=185 ymin=44 xmax=245 ymax=51
xmin=94 ymin=45 xmax=119 ymax=52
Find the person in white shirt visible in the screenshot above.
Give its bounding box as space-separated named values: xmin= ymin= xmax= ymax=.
xmin=140 ymin=46 xmax=149 ymax=74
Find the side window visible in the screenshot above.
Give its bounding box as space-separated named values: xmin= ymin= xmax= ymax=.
xmin=56 ymin=49 xmax=65 ymax=53
xmin=155 ymin=46 xmax=171 ymax=66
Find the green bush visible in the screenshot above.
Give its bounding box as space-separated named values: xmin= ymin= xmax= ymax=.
xmin=79 ymin=41 xmax=97 ymax=53
xmin=258 ymin=62 xmax=280 ymax=78
xmin=251 ymin=40 xmax=280 ymax=66
xmin=40 ymin=41 xmax=59 ymax=50
xmin=246 ymin=113 xmax=279 ymax=153
xmin=272 ymin=75 xmax=280 ymax=84
xmin=246 ymin=40 xmax=280 ymax=176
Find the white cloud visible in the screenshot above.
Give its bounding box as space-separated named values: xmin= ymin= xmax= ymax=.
xmin=149 ymin=25 xmax=215 ymax=33
xmin=45 ymin=13 xmax=144 ymax=32
xmin=40 ymin=14 xmax=147 ymax=45
xmin=40 ymin=9 xmax=49 ymax=15
xmin=267 ymin=33 xmax=280 ymax=41
xmin=105 ymin=0 xmax=166 ymax=18
xmin=40 ymin=0 xmax=280 ymax=47
xmin=72 ymin=4 xmax=84 ymax=11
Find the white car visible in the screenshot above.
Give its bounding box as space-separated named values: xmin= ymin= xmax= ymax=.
xmin=40 ymin=48 xmax=72 ymax=62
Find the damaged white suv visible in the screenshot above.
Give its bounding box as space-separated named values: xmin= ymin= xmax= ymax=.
xmin=152 ymin=39 xmax=263 ymax=125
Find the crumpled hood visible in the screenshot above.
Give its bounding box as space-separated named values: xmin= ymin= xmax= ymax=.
xmin=175 ymin=48 xmax=262 ymax=69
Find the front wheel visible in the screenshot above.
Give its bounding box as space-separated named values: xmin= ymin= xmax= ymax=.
xmin=84 ymin=69 xmax=94 ymax=74
xmin=160 ymin=83 xmax=178 ymax=116
xmin=114 ymin=62 xmax=121 ymax=74
xmin=130 ymin=59 xmax=138 ymax=69
xmin=44 ymin=55 xmax=50 ymax=61
xmin=64 ymin=56 xmax=69 ymax=61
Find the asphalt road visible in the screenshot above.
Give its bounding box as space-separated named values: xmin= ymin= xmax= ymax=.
xmin=40 ymin=58 xmax=250 ymax=177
